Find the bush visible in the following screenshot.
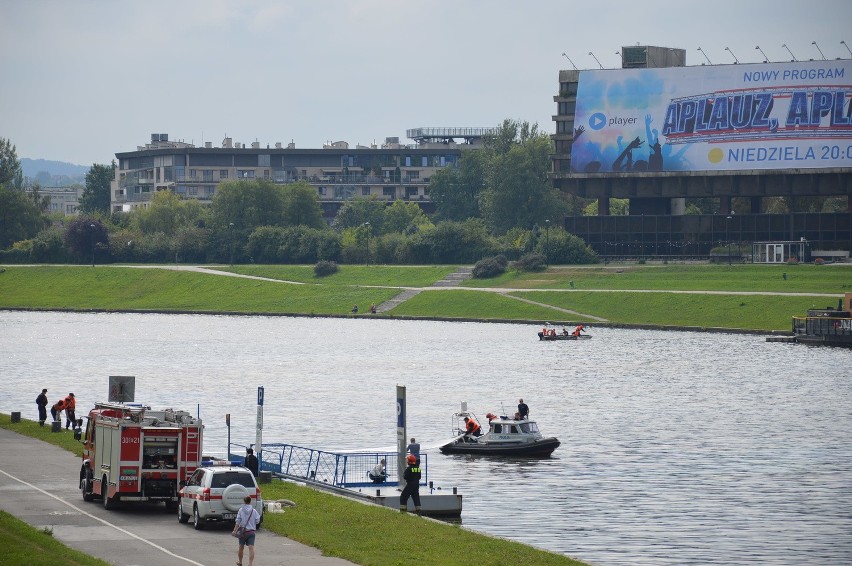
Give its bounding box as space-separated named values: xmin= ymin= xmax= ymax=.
xmin=512 ymin=253 xmax=546 ymax=272
xmin=472 ymin=257 xmax=506 ymax=278
xmin=314 ymin=260 xmax=338 ymax=277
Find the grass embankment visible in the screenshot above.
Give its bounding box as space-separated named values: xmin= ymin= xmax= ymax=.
xmin=0 ymin=263 xmax=848 ymax=331
xmin=0 ymin=414 xmax=586 ymax=566
xmin=0 ymin=510 xmax=111 ymax=566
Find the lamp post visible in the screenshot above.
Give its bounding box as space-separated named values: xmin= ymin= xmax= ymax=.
xmin=726 ymin=215 xmax=732 ymax=266
xmin=89 ymin=224 xmax=96 ymax=267
xmin=811 ymin=41 xmax=826 ymax=60
xmin=842 ymin=41 xmax=852 ymax=58
xmin=697 ymin=46 xmax=712 ymax=64
xmin=724 ymin=46 xmax=740 ymax=64
xmin=363 ymin=222 xmax=370 ymax=265
xmin=228 ymin=222 xmax=234 ymax=265
xmin=755 ymin=45 xmax=769 ymax=62
xmin=561 ymin=53 xmax=578 ymax=70
xmin=588 ymin=51 xmax=603 ymax=69
xmin=782 ymin=43 xmax=798 ymax=62
xmin=545 ymin=219 xmax=550 ymax=265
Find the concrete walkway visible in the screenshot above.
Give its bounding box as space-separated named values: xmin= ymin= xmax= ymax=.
xmin=374 ymin=266 xmax=474 ymax=312
xmin=0 ymin=427 xmax=355 ymax=566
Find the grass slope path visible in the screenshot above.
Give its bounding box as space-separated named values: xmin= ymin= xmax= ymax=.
xmin=375 ymin=266 xmax=474 ymax=312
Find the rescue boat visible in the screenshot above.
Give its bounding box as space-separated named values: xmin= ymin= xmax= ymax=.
xmin=439 ymin=404 xmax=560 ymax=457
xmin=537 ymin=332 xmax=591 ymax=341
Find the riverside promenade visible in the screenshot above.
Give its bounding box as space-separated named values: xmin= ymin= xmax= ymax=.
xmin=0 ymin=427 xmax=355 ymax=566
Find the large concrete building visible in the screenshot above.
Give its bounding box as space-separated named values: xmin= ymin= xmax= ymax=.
xmin=551 ymin=46 xmax=852 ymax=259
xmin=111 ymin=128 xmax=495 ymax=220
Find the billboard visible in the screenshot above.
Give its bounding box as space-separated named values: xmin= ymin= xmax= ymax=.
xmin=571 ymin=60 xmax=852 ymax=174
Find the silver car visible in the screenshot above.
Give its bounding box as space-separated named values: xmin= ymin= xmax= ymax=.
xmin=177 ymin=465 xmax=263 ymax=530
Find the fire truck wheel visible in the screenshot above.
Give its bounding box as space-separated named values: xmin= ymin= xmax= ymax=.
xmin=81 ymin=468 xmax=94 ymax=502
xmin=102 ymin=477 xmax=115 ymax=510
xmin=193 ymin=505 xmax=205 ymax=530
xmin=177 ymin=501 xmax=189 ymax=523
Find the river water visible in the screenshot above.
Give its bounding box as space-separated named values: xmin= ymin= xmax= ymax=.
xmin=1 ymin=311 xmax=851 ymax=565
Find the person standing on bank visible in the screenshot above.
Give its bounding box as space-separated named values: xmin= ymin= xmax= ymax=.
xmin=234 ymin=495 xmax=260 ymax=566
xmin=406 ymin=437 xmax=421 ymax=463
xmin=399 ymin=454 xmax=422 ymax=514
xmin=36 ymin=389 xmax=48 ymax=427
xmin=245 ymin=447 xmax=259 ymax=478
xmin=50 ymin=396 xmax=68 ymax=423
xmin=517 ymin=398 xmax=529 ymax=420
xmin=64 ymin=393 xmax=76 ymax=430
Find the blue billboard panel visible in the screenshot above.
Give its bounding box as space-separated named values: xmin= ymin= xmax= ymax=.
xmin=571 ymin=60 xmax=852 ymax=174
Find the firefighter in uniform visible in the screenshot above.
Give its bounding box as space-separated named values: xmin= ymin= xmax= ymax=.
xmin=399 ymin=454 xmax=422 ymax=514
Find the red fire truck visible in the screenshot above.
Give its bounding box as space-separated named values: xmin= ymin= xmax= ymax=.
xmin=79 ymin=402 xmax=203 ymax=510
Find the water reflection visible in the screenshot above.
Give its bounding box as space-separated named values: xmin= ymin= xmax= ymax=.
xmin=1 ymin=311 xmax=851 ymax=565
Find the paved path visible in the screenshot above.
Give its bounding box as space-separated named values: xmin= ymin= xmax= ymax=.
xmin=0 ymin=428 xmax=354 ymax=566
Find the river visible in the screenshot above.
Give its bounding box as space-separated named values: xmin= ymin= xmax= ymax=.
xmin=1 ymin=310 xmax=850 ymax=565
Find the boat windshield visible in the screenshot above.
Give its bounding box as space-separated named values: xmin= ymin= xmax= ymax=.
xmin=519 ymin=422 xmax=539 ymax=433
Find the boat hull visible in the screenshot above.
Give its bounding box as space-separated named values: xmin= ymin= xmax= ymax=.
xmin=538 ymin=333 xmax=591 ymax=341
xmin=439 ymin=437 xmax=560 ymax=457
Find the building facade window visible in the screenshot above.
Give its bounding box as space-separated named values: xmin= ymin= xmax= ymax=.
xmin=220 ymin=169 xmax=228 ymax=179
xmin=361 ymin=187 xmax=370 ymax=196
xmin=259 ymin=154 xmax=270 ymax=167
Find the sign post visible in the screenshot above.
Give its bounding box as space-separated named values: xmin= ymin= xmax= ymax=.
xmin=396 ymin=385 xmax=406 ymax=485
xmin=256 ymin=387 xmax=264 ymax=468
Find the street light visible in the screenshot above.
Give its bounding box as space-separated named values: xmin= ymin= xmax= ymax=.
xmin=561 ymin=53 xmax=577 ymax=70
xmin=842 ymin=41 xmax=852 ymax=58
xmin=363 ymin=222 xmax=370 ymax=265
xmin=89 ymin=224 xmax=96 ymax=267
xmin=811 ymin=41 xmax=826 ymax=60
xmin=545 ymin=219 xmax=550 ymax=265
xmin=697 ymin=46 xmax=712 ymax=64
xmin=588 ymin=51 xmax=603 ymax=69
xmin=782 ymin=43 xmax=798 ymax=62
xmin=726 ymin=216 xmax=732 ymax=266
xmin=724 ymin=46 xmax=739 ymax=64
xmin=755 ymin=45 xmax=769 ymax=62
xmin=228 ymin=222 xmax=235 ymax=265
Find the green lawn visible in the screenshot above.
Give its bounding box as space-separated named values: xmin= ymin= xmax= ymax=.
xmin=389 ymin=289 xmax=587 ymax=321
xmin=0 ymin=266 xmax=399 ymax=315
xmin=461 ymin=263 xmax=852 ymax=292
xmin=0 ymin=263 xmax=845 ymax=331
xmin=222 ymin=264 xmax=458 ymax=287
xmin=511 ymin=290 xmax=818 ymax=330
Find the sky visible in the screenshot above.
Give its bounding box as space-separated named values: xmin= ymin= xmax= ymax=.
xmin=1 ymin=0 xmax=850 ymax=166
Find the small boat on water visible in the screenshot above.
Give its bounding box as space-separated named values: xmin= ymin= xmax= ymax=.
xmin=538 ymin=332 xmax=591 ymax=341
xmin=439 ymin=404 xmax=560 ymax=457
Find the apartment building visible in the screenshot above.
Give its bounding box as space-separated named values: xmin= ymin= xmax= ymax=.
xmin=112 ymin=128 xmax=495 ymax=219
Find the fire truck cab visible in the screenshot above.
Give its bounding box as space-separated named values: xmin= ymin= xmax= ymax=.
xmin=79 ymin=401 xmax=203 ymax=511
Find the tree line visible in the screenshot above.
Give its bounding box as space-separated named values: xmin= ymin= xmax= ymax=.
xmin=0 ymin=122 xmax=598 ymax=266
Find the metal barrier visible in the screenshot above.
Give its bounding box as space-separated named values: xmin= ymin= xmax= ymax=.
xmin=257 ymin=443 xmax=427 ymax=489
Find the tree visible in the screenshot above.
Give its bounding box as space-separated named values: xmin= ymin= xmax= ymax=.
xmin=0 ymin=137 xmax=22 ymax=187
xmin=211 ymin=179 xmax=288 ymax=231
xmin=80 ymin=163 xmax=114 ymax=214
xmin=480 ymin=120 xmax=565 ymax=234
xmin=332 ymin=197 xmax=386 ymax=232
xmin=0 ymin=185 xmax=47 ymax=248
xmin=130 ymin=191 xmax=207 ymax=236
xmin=427 ymin=149 xmax=487 ymax=222
xmin=382 ymin=199 xmax=432 ymax=234
xmin=64 ymin=217 xmax=108 ymax=264
xmin=281 ymin=181 xmax=325 ymax=228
